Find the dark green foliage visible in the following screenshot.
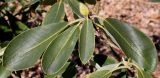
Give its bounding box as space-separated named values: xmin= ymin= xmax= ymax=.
xmin=103 ymin=18 xmax=157 ymax=71
xmin=0 ymin=0 xmax=158 ymax=78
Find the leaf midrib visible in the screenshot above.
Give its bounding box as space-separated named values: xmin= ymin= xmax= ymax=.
xmin=54 ymin=1 xmax=63 ymax=22
xmin=7 ymin=24 xmax=67 ymax=66
xmin=48 ymin=26 xmax=77 ymax=73
xmin=104 ymin=20 xmax=147 ymax=66
xmin=79 ymin=19 xmax=88 ymax=63
xmin=68 ymin=0 xmax=82 ymax=17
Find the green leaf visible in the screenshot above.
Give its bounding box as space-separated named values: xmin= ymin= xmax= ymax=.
xmin=44 ymin=62 xmax=70 ymax=78
xmin=67 ymin=0 xmax=83 ymax=18
xmin=136 ymin=70 xmax=153 ymax=78
xmin=86 ymin=70 xmax=111 ymax=78
xmin=98 ymin=63 xmax=121 ymax=71
xmin=3 ymin=22 xmax=68 ymax=71
xmin=15 ymin=21 xmax=29 ymax=30
xmin=42 ymin=25 xmax=79 ymax=74
xmin=0 ymin=64 xmax=11 ymax=78
xmin=79 ymin=18 xmax=95 ymax=64
xmin=103 ymin=56 xmax=118 ymax=66
xmin=42 ymin=1 xmax=64 ymax=25
xmin=103 ymin=18 xmax=157 ymax=71
xmin=88 ymin=63 xmax=125 ymax=78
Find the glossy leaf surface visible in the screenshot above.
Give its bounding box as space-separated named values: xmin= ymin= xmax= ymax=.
xmin=103 ymin=18 xmax=157 ymax=71
xmin=79 ymin=19 xmax=95 ymax=64
xmin=86 ymin=70 xmax=111 ymax=78
xmin=67 ymin=0 xmax=83 ymax=18
xmin=87 ymin=63 xmax=123 ymax=78
xmin=97 ymin=63 xmax=121 ymax=71
xmin=42 ymin=1 xmax=64 ymax=25
xmin=0 ymin=64 xmax=11 ymax=78
xmin=3 ymin=22 xmax=67 ymax=70
xmin=102 ymin=56 xmax=118 ymax=66
xmin=42 ymin=26 xmax=79 ymax=74
xmin=44 ymin=62 xmax=70 ymax=78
